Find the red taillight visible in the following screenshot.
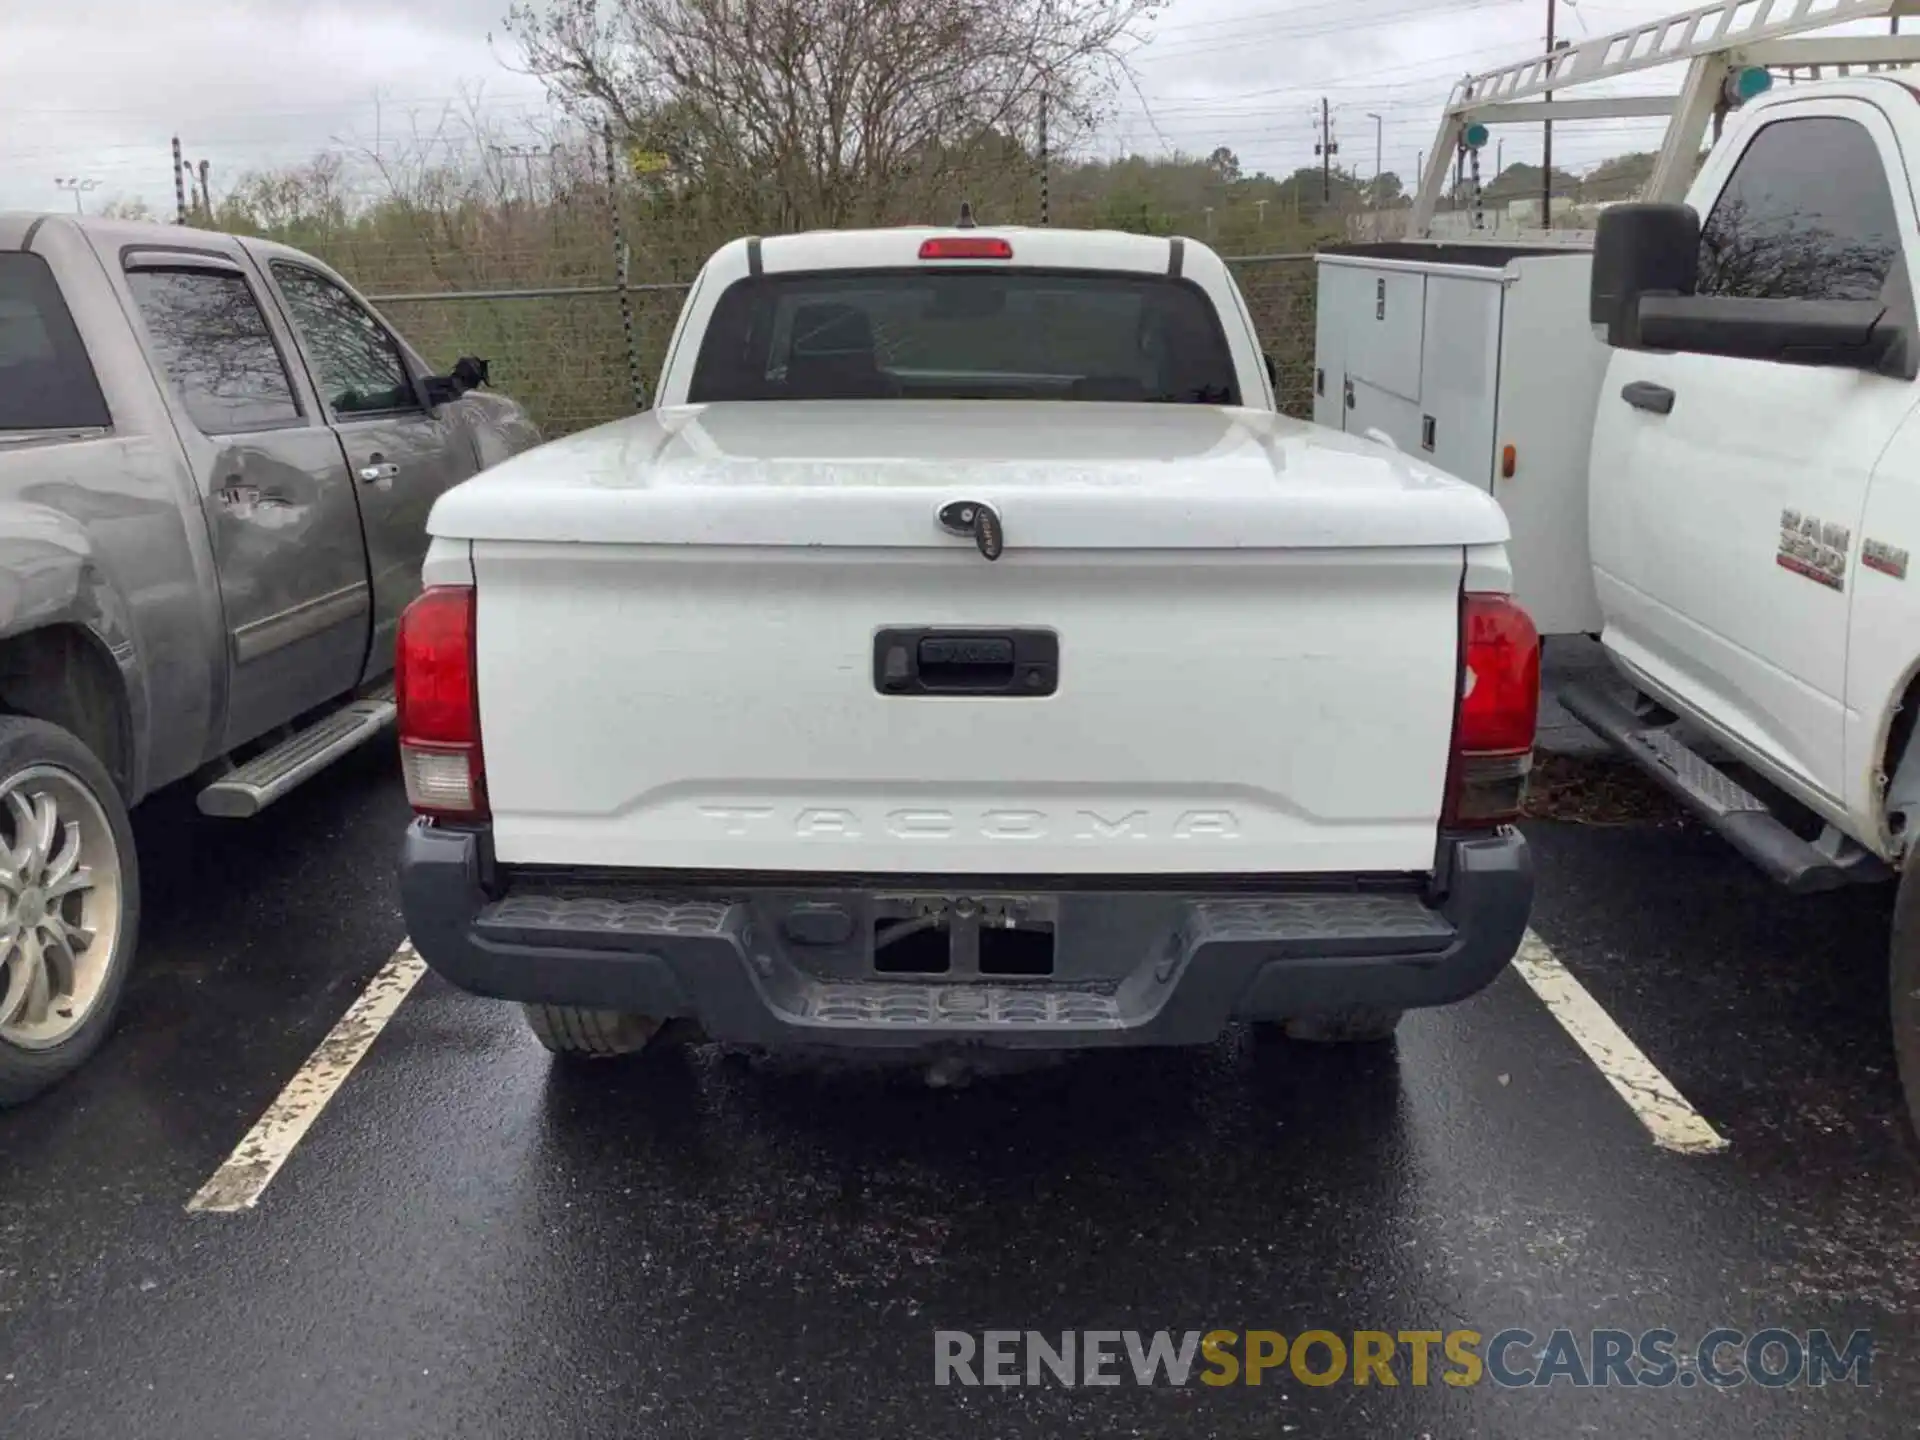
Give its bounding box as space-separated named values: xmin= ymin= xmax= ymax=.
xmin=918 ymin=236 xmax=1013 ymax=260
xmin=1444 ymin=592 xmax=1540 ymax=828
xmin=396 ymin=585 xmax=486 ymax=820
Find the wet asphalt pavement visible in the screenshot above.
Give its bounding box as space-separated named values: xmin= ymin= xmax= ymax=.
xmin=3 ymin=704 xmax=1919 ymax=1437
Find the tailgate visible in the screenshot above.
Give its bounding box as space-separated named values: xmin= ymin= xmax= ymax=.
xmin=474 ymin=542 xmax=1464 ymax=875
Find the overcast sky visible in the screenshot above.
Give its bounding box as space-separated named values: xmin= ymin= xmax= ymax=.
xmin=0 ymin=0 xmax=1881 ymax=215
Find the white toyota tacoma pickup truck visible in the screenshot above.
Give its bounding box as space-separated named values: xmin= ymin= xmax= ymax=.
xmin=395 ymin=226 xmax=1538 ymax=1063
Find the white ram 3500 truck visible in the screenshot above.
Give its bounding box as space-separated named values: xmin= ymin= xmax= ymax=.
xmin=396 ymin=226 xmax=1538 ymax=1063
xmin=1313 ymin=0 xmax=1920 ymax=1121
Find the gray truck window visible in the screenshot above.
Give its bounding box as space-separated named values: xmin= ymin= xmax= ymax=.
xmin=127 ymin=268 xmax=302 ymax=435
xmin=271 ymin=264 xmax=417 ymax=416
xmin=0 ymin=254 xmax=110 ymax=431
xmin=1698 ymin=115 xmax=1901 ymax=304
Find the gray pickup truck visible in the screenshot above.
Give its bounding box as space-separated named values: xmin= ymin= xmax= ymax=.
xmin=0 ymin=213 xmax=538 ymax=1104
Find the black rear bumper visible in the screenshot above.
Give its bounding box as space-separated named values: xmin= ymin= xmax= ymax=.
xmin=400 ymin=825 xmax=1533 ymax=1048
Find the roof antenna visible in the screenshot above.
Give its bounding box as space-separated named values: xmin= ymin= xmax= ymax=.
xmin=956 ymin=201 xmax=976 ymax=229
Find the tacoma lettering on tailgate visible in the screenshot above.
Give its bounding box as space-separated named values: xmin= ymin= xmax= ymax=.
xmin=696 ymin=806 xmax=1241 ymax=842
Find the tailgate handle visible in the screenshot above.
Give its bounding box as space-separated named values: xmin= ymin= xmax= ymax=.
xmin=919 ymin=636 xmax=1014 ymax=686
xmin=875 ymin=629 xmax=1058 ymax=697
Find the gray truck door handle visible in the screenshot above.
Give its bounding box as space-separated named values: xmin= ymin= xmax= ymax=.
xmin=358 ymin=459 xmax=400 ymax=486
xmin=1622 ymin=381 xmax=1675 ymax=415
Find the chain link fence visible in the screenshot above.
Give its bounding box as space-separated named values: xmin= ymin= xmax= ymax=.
xmin=1226 ymin=254 xmax=1318 ymax=418
xmin=364 ymin=253 xmax=1318 ymax=438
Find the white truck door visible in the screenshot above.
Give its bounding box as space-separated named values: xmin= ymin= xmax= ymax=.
xmin=1589 ymin=101 xmax=1918 ymax=802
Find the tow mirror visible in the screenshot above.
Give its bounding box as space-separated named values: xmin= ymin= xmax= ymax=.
xmin=1590 ymin=203 xmax=1699 ymax=348
xmin=1593 ymin=203 xmax=1915 ymax=377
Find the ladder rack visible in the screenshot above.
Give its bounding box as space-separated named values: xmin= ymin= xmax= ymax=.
xmin=1409 ymin=0 xmax=1920 ymax=236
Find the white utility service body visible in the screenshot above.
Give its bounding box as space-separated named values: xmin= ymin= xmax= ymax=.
xmin=396 ymin=226 xmax=1538 ymax=1057
xmin=1318 ymin=0 xmax=1920 ymax=1124
xmin=1313 ymin=244 xmax=1608 ymax=636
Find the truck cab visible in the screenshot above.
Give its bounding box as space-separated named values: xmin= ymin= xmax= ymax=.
xmin=1588 ymin=78 xmax=1920 ymax=867
xmin=1313 ymin=0 xmax=1920 ymax=1135
xmin=0 ymin=213 xmax=538 ymax=1104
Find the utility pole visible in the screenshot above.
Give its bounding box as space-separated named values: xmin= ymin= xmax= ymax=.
xmin=196 ymin=160 xmax=211 ymax=219
xmin=1038 ymin=85 xmax=1050 ymax=227
xmin=171 ymin=137 xmax=187 ymax=224
xmin=1366 ymin=112 xmax=1383 ymax=185
xmin=1254 ymin=197 xmax=1268 ymax=232
xmin=177 ymin=153 xmax=208 ymax=218
xmin=1542 ymin=1 xmax=1567 ymax=228
xmin=1314 ymin=98 xmax=1338 ymax=204
xmin=602 ymin=122 xmax=646 ymax=414
xmin=53 ymin=177 xmax=99 ymax=214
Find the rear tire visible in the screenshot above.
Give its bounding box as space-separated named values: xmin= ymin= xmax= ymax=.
xmin=1278 ymin=1007 xmax=1404 ymax=1044
xmin=521 ymin=1003 xmax=663 ymax=1058
xmin=0 ymin=717 xmax=140 ymax=1108
xmin=1890 ymin=855 xmax=1920 ymax=1141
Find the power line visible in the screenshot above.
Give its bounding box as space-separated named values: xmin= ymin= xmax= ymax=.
xmin=0 ymin=85 xmax=552 ymax=120
xmin=1139 ymin=0 xmax=1526 ymax=61
xmin=1145 ymin=0 xmax=1501 ymax=39
xmin=1137 ymin=37 xmax=1541 ymax=102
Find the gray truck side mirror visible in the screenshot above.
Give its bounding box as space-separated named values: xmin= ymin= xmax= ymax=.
xmin=422 ymin=355 xmax=491 ymax=407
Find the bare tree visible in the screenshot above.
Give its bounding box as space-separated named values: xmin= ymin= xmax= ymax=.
xmin=98 ymin=196 xmax=157 ymax=222
xmin=502 ymin=0 xmax=1156 ymax=231
xmin=218 ymin=153 xmax=353 ymax=237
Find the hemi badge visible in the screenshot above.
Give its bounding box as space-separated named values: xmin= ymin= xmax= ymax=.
xmin=1865 ymin=539 xmax=1910 ymax=580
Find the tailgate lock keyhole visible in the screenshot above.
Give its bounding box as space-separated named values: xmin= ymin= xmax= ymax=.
xmin=937 ymin=499 xmax=1004 ymax=561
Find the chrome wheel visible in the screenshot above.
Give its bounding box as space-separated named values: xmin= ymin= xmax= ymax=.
xmin=0 ymin=767 xmax=120 ymax=1050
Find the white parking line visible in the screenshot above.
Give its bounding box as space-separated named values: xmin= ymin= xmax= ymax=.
xmin=187 ymin=940 xmax=426 ymax=1213
xmin=1511 ymin=930 xmax=1729 ymax=1156
xmin=183 ymin=927 xmax=1719 ymax=1207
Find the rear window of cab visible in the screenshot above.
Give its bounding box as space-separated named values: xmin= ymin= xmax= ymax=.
xmin=688 ymin=268 xmax=1241 ymax=406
